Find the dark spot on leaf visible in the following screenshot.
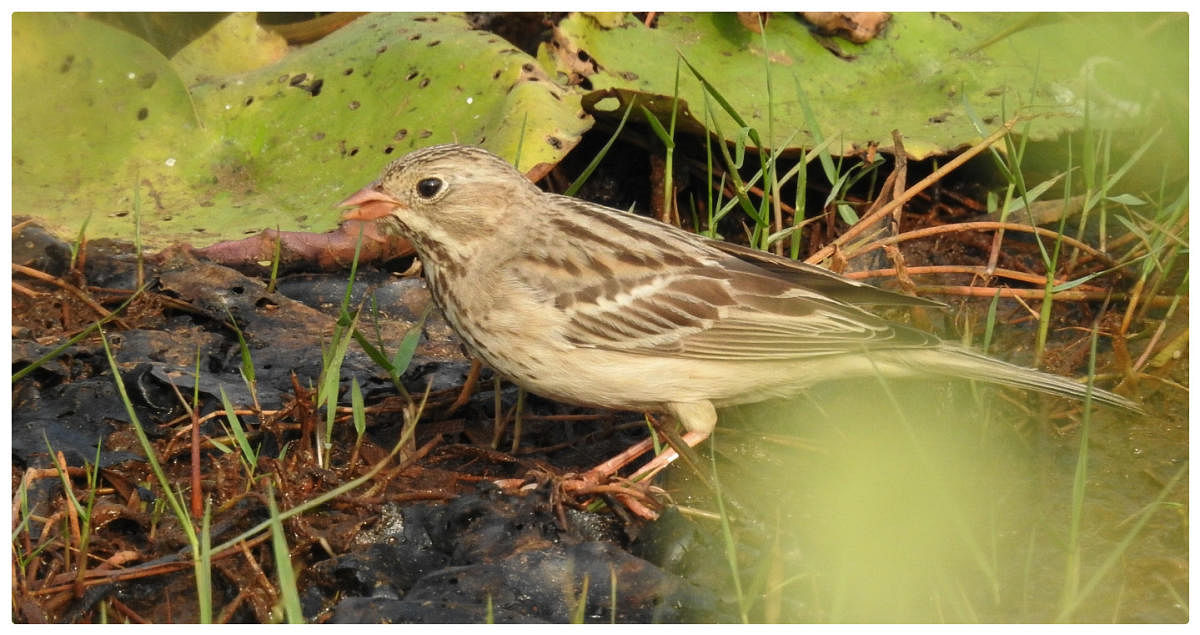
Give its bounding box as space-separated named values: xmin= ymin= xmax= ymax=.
xmin=414 ymin=16 xmax=429 ymax=22
xmin=349 ymin=100 xmax=360 ymax=110
xmin=580 ymin=77 xmax=593 ymax=90
xmin=343 ymin=68 xmax=354 ymax=75
xmin=419 ymin=77 xmax=430 ymax=88
xmin=289 ymin=73 xmax=308 ymax=86
xmin=113 ymin=211 xmax=130 ymax=218
xmin=419 ymin=130 xmax=432 ymax=139
xmin=406 ymin=71 xmax=419 ymax=81
xmin=928 ymin=112 xmax=950 ymax=124
xmin=478 ymin=135 xmax=486 ymax=144
xmin=492 ymin=69 xmax=502 ymax=79
xmin=983 ymin=116 xmax=997 ymax=124
xmin=377 ymin=44 xmax=388 ymax=54
xmin=619 ymin=71 xmax=639 ymax=81
xmin=985 ymin=87 xmax=1004 ymax=97
xmin=244 ymin=96 xmax=254 ymax=106
xmin=527 ymin=76 xmax=538 ymax=82
xmin=384 ymin=145 xmax=394 ymax=154
xmin=551 ymin=92 xmax=561 ymax=101
xmin=522 ymin=63 xmax=534 ymax=72
xmin=313 ymin=132 xmax=325 ymax=140
xmin=577 ymin=50 xmax=590 ymax=62
xmin=307 ymin=79 xmax=324 ymax=96
xmin=60 ymin=54 xmax=74 ymax=73
xmin=278 ymin=74 xmax=289 ymax=83
xmin=428 ymin=40 xmax=441 ymax=47
xmin=137 ymin=72 xmax=157 ymax=89
xmin=547 ymin=136 xmax=562 ymax=149
xmin=394 ymin=129 xmax=408 ymax=141
xmin=136 ymin=107 xmax=149 ymax=121
xmin=409 ymin=33 xmax=421 ymax=41
xmin=349 ymin=148 xmax=359 ymax=156
xmin=219 ymin=82 xmax=227 ymax=89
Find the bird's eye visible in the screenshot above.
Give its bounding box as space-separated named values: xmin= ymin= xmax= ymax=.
xmin=416 ymin=177 xmax=444 ymax=199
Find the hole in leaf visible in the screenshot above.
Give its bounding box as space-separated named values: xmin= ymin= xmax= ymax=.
xmin=592 ymin=97 xmax=621 ymax=112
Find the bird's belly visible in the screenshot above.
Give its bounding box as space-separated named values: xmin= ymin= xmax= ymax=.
xmin=465 ymin=335 xmax=928 ymax=413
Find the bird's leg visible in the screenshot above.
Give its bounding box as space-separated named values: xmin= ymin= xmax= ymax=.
xmin=579 ymin=414 xmax=712 ymax=485
xmin=628 ymin=421 xmax=712 ymax=486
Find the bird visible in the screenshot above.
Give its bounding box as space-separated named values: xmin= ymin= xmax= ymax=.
xmin=339 ymin=143 xmax=1139 ymax=455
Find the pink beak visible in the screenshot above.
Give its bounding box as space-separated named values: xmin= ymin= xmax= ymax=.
xmin=339 ymin=185 xmax=404 ymax=221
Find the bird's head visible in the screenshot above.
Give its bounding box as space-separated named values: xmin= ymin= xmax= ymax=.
xmin=340 ymin=144 xmax=540 ymax=263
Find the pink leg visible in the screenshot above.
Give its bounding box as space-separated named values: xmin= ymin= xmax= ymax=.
xmin=581 ymin=429 xmax=711 ymax=484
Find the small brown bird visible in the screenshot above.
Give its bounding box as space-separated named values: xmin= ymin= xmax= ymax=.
xmin=341 ymin=144 xmax=1138 ymax=448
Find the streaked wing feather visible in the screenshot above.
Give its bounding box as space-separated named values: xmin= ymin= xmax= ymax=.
xmin=531 ymin=198 xmax=940 ymax=362
xmin=708 ymin=239 xmax=945 ymax=308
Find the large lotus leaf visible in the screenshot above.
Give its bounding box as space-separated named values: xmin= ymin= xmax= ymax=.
xmin=13 ymin=13 xmax=209 ymax=241
xmin=190 ymin=12 xmax=590 ymax=210
xmin=171 ymin=12 xmax=290 ymax=83
xmin=13 ymin=13 xmax=591 ymax=248
xmin=553 ymin=12 xmax=1186 ymax=159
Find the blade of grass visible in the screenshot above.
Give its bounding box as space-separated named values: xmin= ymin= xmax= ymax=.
xmin=564 ymin=96 xmax=636 ymax=197
xmin=266 ymin=484 xmax=304 ymax=624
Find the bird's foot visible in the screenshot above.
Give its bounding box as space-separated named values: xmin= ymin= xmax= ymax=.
xmin=494 ymin=466 xmax=667 ymax=520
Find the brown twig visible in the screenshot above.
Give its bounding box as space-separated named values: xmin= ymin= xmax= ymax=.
xmin=842 ymin=264 xmax=1109 ymax=291
xmin=12 ymin=264 xmax=132 ymax=330
xmin=806 ymin=117 xmax=1018 ymax=265
xmin=851 ymin=221 xmax=1115 ymax=265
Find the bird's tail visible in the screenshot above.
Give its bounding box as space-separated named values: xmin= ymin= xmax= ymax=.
xmin=885 ymin=346 xmax=1142 ymax=413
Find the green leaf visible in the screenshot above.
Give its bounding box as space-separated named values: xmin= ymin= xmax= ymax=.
xmin=559 ymin=12 xmax=1185 ymax=160
xmin=14 ymin=13 xmax=591 ymax=248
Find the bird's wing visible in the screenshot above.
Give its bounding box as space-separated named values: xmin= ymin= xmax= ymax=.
xmin=707 ymin=239 xmax=945 ymax=308
xmin=515 ymin=199 xmax=939 ymax=361
xmin=552 ymin=261 xmax=938 ymax=360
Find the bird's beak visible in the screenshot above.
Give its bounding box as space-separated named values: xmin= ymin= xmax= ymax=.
xmin=339 ymin=185 xmax=404 ymax=221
